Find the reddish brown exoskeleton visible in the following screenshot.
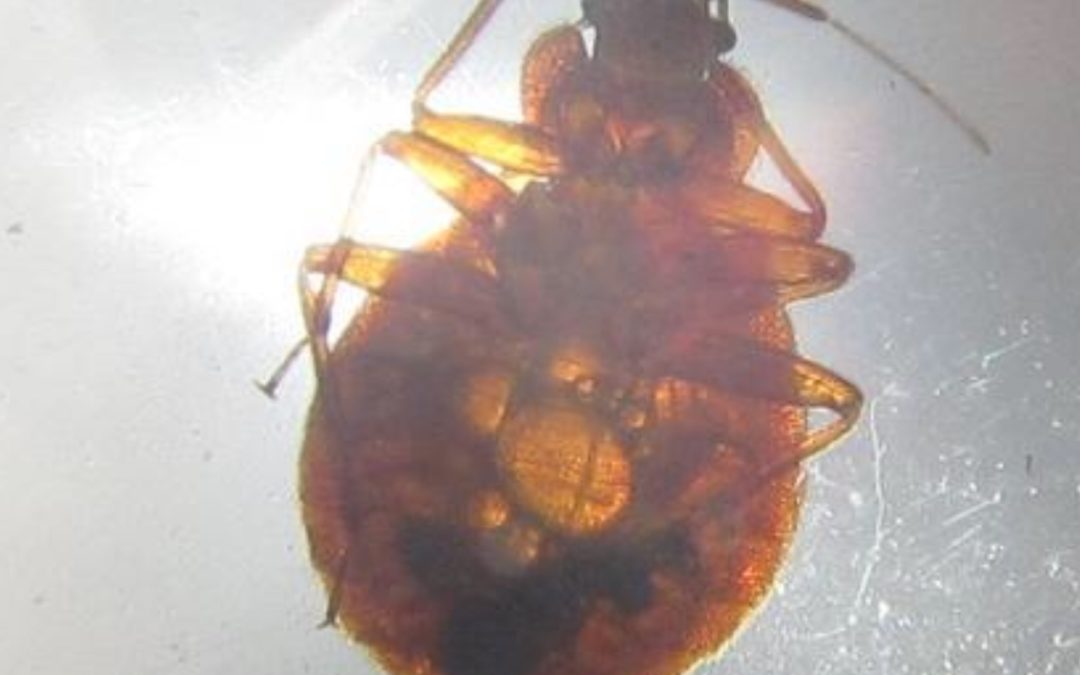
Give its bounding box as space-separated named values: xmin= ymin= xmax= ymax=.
xmin=292 ymin=1 xmax=868 ymax=673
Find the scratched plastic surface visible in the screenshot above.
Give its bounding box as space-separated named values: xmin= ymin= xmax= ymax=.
xmin=0 ymin=1 xmax=1078 ymax=674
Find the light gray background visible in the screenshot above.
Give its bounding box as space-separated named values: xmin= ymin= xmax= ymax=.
xmin=2 ymin=0 xmax=1077 ymax=673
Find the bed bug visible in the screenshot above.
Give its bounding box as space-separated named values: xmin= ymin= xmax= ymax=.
xmin=286 ymin=1 xmax=876 ymax=673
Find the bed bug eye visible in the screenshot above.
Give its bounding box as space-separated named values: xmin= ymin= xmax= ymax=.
xmin=713 ymin=17 xmax=738 ymax=54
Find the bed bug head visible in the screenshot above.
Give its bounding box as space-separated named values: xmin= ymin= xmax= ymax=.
xmin=583 ymin=0 xmax=737 ymax=82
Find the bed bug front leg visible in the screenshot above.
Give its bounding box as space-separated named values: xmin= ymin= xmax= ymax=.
xmin=667 ymin=63 xmax=827 ymax=241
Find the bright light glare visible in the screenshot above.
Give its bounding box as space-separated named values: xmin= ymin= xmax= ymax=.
xmin=126 ymin=95 xmax=458 ymax=318
xmin=340 ymin=152 xmax=458 ymax=250
xmin=125 ymin=98 xmax=353 ymax=298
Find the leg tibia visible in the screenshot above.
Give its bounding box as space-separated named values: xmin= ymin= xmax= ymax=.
xmin=644 ymin=334 xmax=862 ymax=458
xmin=380 ymin=131 xmax=514 ymax=230
xmin=675 ymin=178 xmax=820 ymax=240
xmin=414 ymin=106 xmax=563 ymax=176
xmin=660 ymin=233 xmax=852 ymax=303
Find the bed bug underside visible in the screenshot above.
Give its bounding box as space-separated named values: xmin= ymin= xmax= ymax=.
xmin=293 ymin=1 xmax=863 ymax=674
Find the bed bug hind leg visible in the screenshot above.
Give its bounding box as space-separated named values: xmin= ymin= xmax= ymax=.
xmin=639 ymin=337 xmax=860 ymax=528
xmin=644 ymin=334 xmax=863 ymax=460
xmin=317 ymin=545 xmax=352 ymax=629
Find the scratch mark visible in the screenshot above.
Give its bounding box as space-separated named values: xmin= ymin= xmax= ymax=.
xmin=937 ymin=335 xmax=1037 ymax=395
xmin=941 ymin=492 xmax=1002 ymax=528
xmin=852 ymin=396 xmax=888 ymax=615
xmin=1045 ymin=550 xmax=1080 ymax=611
xmin=1053 ymin=633 xmax=1080 ymax=649
xmin=980 ymin=336 xmax=1033 ymax=370
xmin=971 ymin=407 xmax=1010 ymax=436
xmin=804 ymin=625 xmax=848 ymax=641
xmin=964 ymin=376 xmax=992 ymax=394
xmin=922 ymin=523 xmax=983 ymax=578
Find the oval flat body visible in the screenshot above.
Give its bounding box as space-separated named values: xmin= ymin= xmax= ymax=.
xmin=296 ymin=1 xmax=861 ymax=673
xmin=302 ymin=194 xmax=806 ymax=675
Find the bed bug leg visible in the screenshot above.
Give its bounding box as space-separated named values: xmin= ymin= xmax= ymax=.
xmin=297 ymin=0 xmax=562 ymax=386
xmin=376 ymin=131 xmax=517 ymax=234
xmin=298 ymin=122 xmax=538 ymax=349
xmin=317 ymin=545 xmax=351 ymax=629
xmin=267 ymin=111 xmax=553 ymax=397
xmin=678 ymin=177 xmax=823 ymax=240
xmin=645 ymin=333 xmax=863 ymax=458
xmin=302 ymin=242 xmax=502 ymax=327
xmin=413 ymin=0 xmax=507 ymax=107
xmin=295 ymin=129 xmax=523 ymax=372
xmin=678 ymin=234 xmax=853 ymax=303
xmin=754 ymin=109 xmax=828 ymax=231
xmin=254 ymin=336 xmax=309 ymax=399
xmin=677 ymin=66 xmax=827 ymax=240
xmin=411 ymin=106 xmax=563 ymax=177
xmin=756 ymin=0 xmax=829 ymax=22
xmin=296 ymin=108 xmax=566 ymax=386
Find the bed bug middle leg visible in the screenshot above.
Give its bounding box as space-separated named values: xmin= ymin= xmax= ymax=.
xmin=644 ymin=333 xmax=862 ymax=457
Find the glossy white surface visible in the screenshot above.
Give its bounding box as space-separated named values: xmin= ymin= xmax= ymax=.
xmin=2 ymin=1 xmax=1077 ymax=673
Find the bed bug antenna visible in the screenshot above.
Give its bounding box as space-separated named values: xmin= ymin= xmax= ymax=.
xmin=756 ymin=0 xmax=991 ymax=154
xmin=415 ymin=0 xmax=506 ymax=107
xmin=756 ymin=0 xmax=828 ymax=22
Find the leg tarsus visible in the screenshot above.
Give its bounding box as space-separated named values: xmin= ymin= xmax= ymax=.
xmin=318 ymin=546 xmax=351 ymax=629
xmin=757 ymin=118 xmax=827 ymax=237
xmin=254 ymin=337 xmax=309 ymax=399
